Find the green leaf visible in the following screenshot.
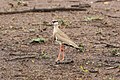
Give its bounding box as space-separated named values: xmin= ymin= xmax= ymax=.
xmin=85 ymin=16 xmax=104 ymax=21
xmin=30 ymin=38 xmax=46 ymax=43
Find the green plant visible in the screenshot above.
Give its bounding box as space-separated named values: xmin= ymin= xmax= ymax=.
xmin=78 ymin=43 xmax=85 ymax=52
xmin=41 ymin=50 xmax=50 ymax=59
xmin=30 ymin=38 xmax=46 ymax=43
xmin=110 ymin=49 xmax=120 ymax=56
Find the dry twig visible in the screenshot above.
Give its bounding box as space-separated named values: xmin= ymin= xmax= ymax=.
xmin=0 ymin=7 xmax=86 ymax=15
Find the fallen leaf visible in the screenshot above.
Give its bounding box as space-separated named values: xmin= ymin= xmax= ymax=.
xmin=80 ymin=66 xmax=89 ymax=73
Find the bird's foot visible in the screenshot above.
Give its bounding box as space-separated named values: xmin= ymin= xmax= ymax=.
xmin=55 ymin=58 xmax=64 ymax=64
xmin=55 ymin=59 xmax=60 ymax=64
xmin=55 ymin=59 xmax=60 ymax=62
xmin=60 ymin=58 xmax=64 ymax=62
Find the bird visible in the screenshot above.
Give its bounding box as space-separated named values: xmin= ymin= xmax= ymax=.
xmin=52 ymin=20 xmax=80 ymax=62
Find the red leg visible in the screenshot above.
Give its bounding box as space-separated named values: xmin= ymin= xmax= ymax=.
xmin=56 ymin=45 xmax=62 ymax=61
xmin=56 ymin=52 xmax=60 ymax=62
xmin=61 ymin=45 xmax=65 ymax=61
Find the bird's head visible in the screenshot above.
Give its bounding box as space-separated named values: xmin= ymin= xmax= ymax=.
xmin=52 ymin=20 xmax=59 ymax=26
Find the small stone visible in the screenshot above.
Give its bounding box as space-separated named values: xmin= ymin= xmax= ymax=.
xmin=31 ymin=60 xmax=35 ymax=63
xmin=104 ymin=2 xmax=109 ymax=5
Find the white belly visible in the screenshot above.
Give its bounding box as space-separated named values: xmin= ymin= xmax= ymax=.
xmin=55 ymin=37 xmax=62 ymax=45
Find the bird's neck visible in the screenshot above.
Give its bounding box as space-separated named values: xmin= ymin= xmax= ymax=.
xmin=53 ymin=25 xmax=59 ymax=35
xmin=54 ymin=25 xmax=59 ymax=29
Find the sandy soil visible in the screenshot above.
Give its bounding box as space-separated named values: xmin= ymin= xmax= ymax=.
xmin=0 ymin=0 xmax=120 ymax=80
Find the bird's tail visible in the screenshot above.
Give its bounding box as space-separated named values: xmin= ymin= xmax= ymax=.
xmin=75 ymin=47 xmax=84 ymax=52
xmin=64 ymin=42 xmax=84 ymax=52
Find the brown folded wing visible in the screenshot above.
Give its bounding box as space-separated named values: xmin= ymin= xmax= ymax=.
xmin=55 ymin=29 xmax=79 ymax=48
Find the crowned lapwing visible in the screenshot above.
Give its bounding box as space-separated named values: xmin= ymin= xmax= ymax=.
xmin=52 ymin=20 xmax=80 ymax=62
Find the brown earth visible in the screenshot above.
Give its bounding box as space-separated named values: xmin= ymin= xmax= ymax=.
xmin=0 ymin=0 xmax=120 ymax=80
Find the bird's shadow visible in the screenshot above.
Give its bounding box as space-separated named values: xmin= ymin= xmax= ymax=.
xmin=55 ymin=59 xmax=74 ymax=64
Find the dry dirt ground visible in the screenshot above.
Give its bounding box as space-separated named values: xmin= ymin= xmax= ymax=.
xmin=0 ymin=0 xmax=120 ymax=80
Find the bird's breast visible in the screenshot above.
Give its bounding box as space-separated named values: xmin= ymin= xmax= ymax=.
xmin=55 ymin=36 xmax=62 ymax=45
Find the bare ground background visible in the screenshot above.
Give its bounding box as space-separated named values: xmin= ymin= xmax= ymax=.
xmin=0 ymin=0 xmax=120 ymax=80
